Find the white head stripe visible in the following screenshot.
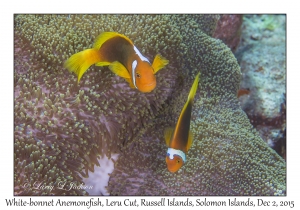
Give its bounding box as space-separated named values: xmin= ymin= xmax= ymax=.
xmin=167 ymin=148 xmax=186 ymax=163
xmin=131 ymin=60 xmax=138 ymax=89
xmin=133 ymin=46 xmax=150 ymax=63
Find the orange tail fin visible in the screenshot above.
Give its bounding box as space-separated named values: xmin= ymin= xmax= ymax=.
xmin=64 ymin=49 xmax=101 ymax=83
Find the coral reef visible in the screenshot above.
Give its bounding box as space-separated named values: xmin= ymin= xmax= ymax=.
xmin=235 ymin=15 xmax=286 ymax=158
xmin=14 ymin=14 xmax=286 ymax=196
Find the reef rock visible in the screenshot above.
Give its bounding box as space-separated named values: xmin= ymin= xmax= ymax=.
xmin=213 ymin=14 xmax=243 ymax=52
xmin=235 ymin=15 xmax=286 ymax=158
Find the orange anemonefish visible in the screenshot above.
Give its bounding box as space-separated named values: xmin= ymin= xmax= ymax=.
xmin=64 ymin=31 xmax=169 ymax=92
xmin=165 ymin=72 xmax=200 ymax=173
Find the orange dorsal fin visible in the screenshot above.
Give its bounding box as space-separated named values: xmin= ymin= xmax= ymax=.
xmin=93 ymin=32 xmax=134 ymax=50
xmin=64 ymin=49 xmax=101 ymax=83
xmin=186 ymin=130 xmax=193 ymax=151
xmin=164 ymin=127 xmax=174 ymax=147
xmin=151 ymin=54 xmax=169 ymax=74
xmin=108 ymin=61 xmax=131 ymax=79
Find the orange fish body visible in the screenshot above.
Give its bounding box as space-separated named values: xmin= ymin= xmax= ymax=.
xmin=165 ymin=73 xmax=200 ymax=173
xmin=64 ymin=32 xmax=169 ymax=92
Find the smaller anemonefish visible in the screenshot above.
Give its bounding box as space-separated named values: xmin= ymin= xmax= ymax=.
xmin=64 ymin=32 xmax=169 ymax=92
xmin=165 ymin=72 xmax=200 ymax=173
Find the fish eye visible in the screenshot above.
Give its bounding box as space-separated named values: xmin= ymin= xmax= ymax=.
xmin=136 ymin=73 xmax=141 ymax=78
xmin=177 ymin=160 xmax=180 ymax=164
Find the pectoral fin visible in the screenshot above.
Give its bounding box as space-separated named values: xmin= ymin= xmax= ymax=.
xmin=108 ymin=61 xmax=131 ymax=79
xmin=152 ymin=54 xmax=169 ymax=74
xmin=164 ymin=127 xmax=174 ymax=147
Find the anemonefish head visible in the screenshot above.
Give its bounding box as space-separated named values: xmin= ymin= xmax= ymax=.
xmin=132 ymin=60 xmax=156 ymax=93
xmin=165 ymin=148 xmax=186 ymax=173
xmin=166 ymin=155 xmax=184 ymax=173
